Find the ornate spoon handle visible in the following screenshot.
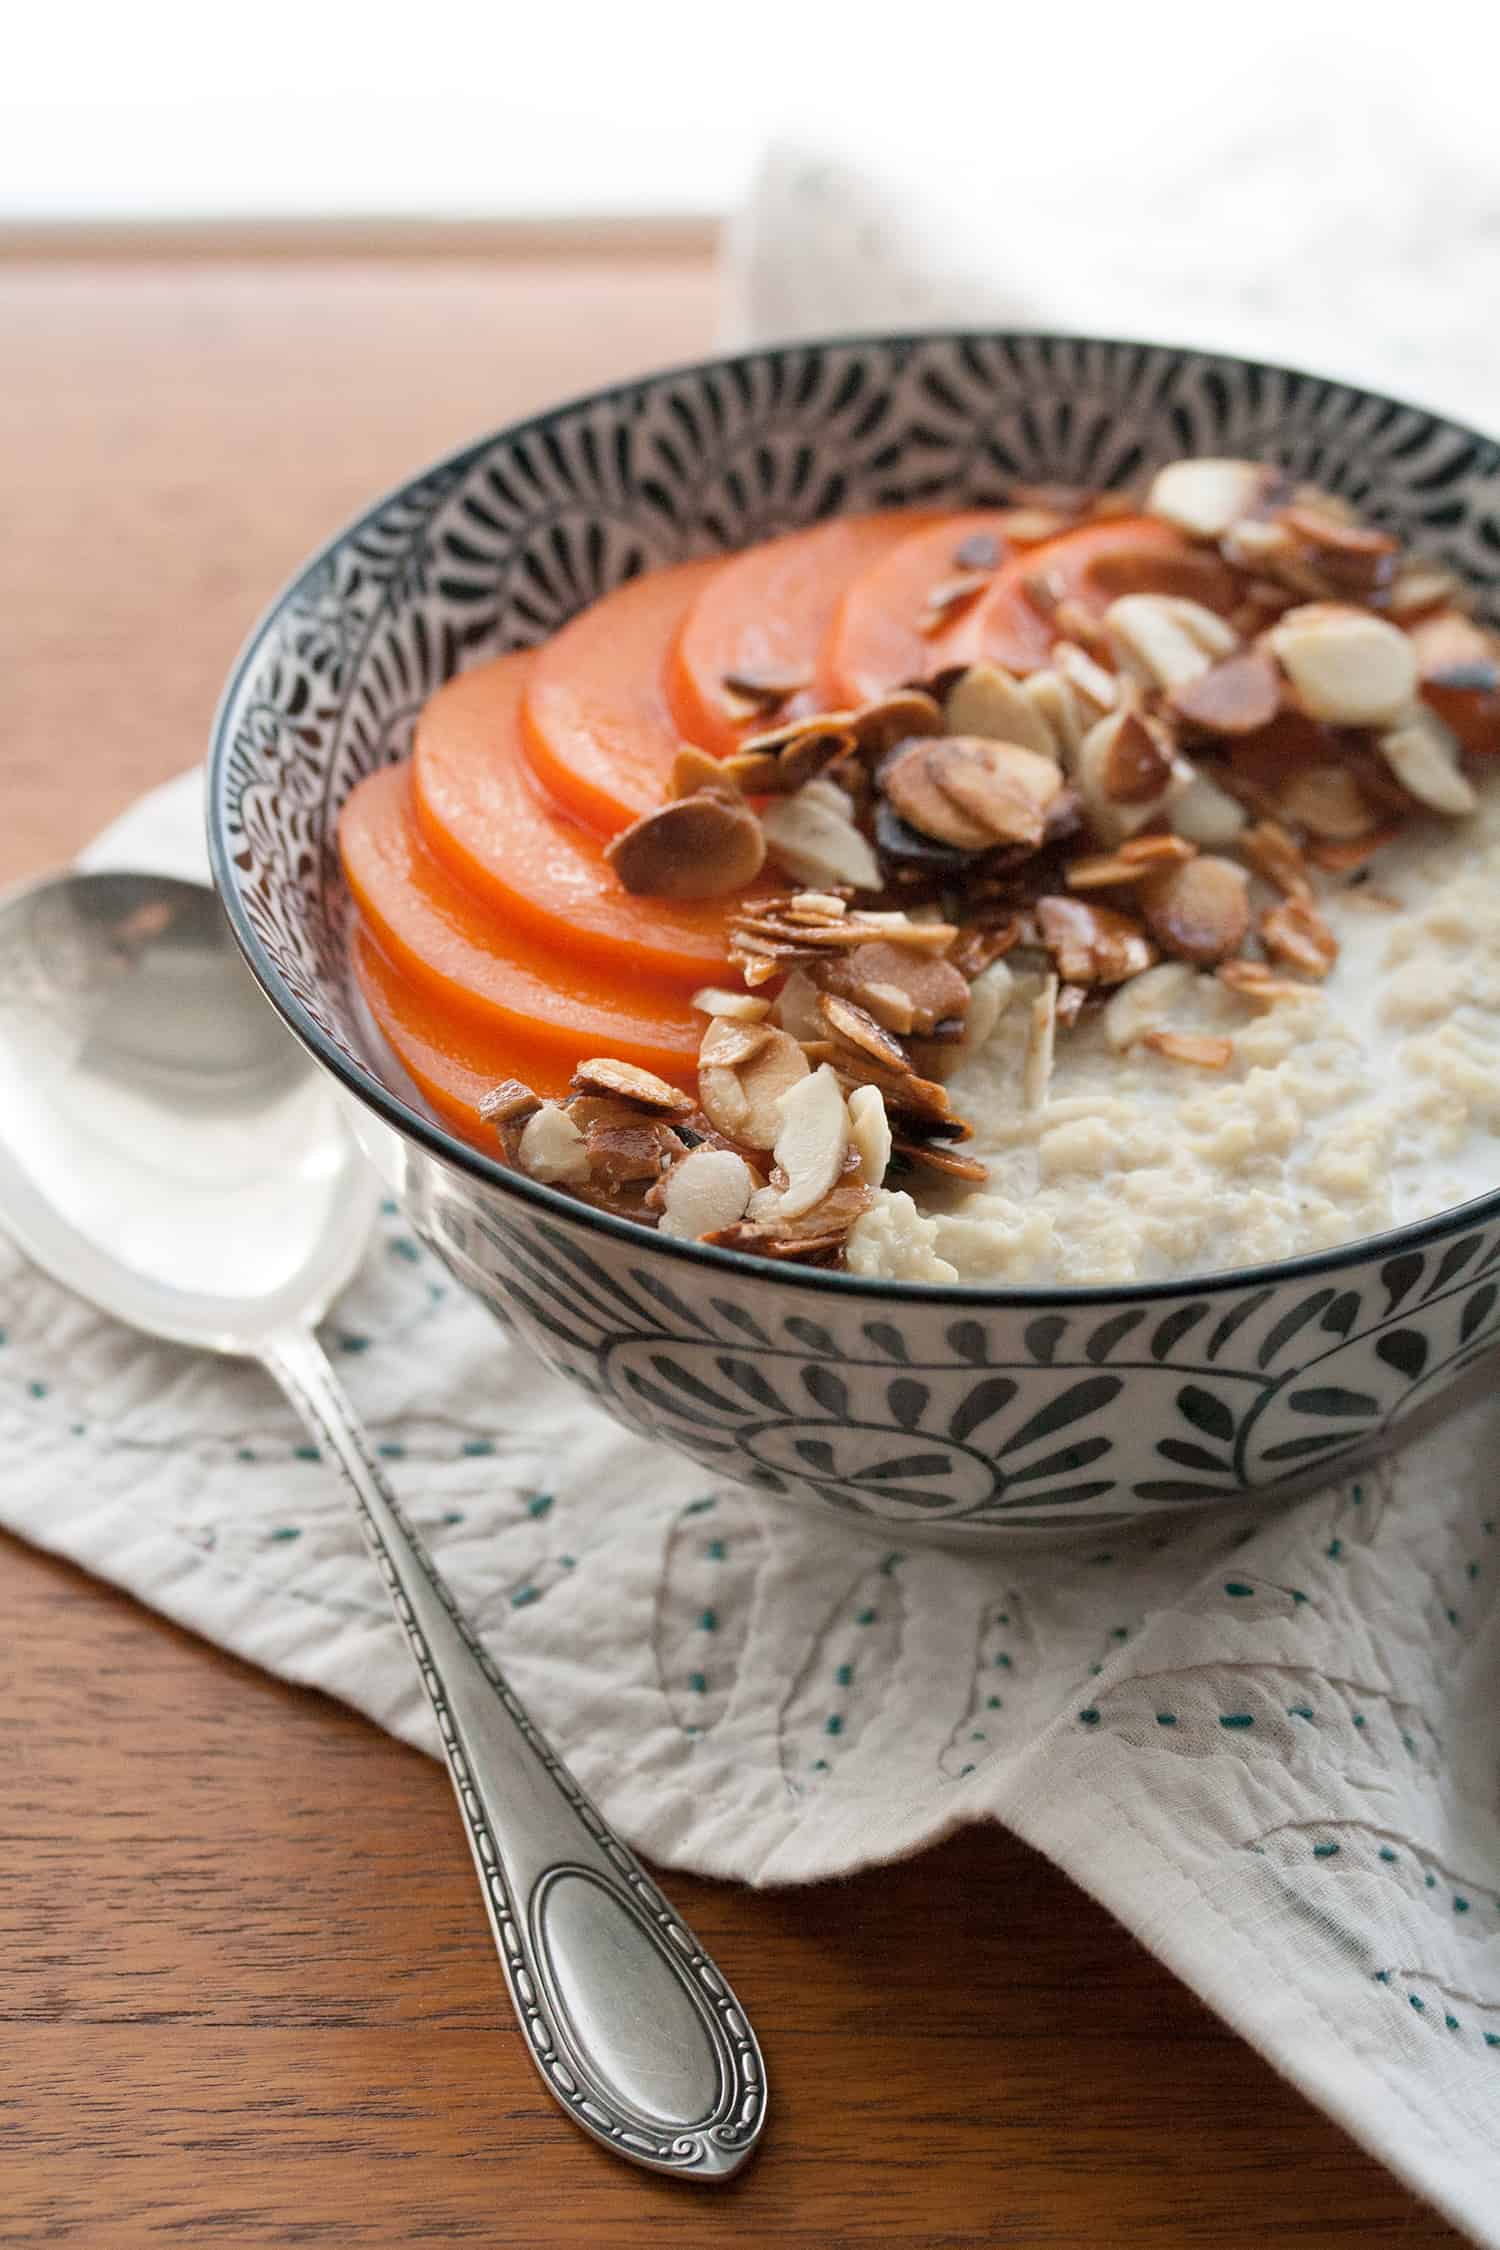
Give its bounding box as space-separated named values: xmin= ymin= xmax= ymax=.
xmin=262 ymin=1323 xmax=767 ymax=2181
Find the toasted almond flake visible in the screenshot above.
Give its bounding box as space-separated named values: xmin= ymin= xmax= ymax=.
xmin=517 ymin=1103 xmax=590 ymax=1186
xmin=749 ymin=1064 xmax=851 ymax=1220
xmin=606 ymin=790 xmax=767 ymax=898
xmin=1305 ymin=825 xmax=1405 ymax=872
xmin=698 ymin=1020 xmax=809 ymax=1148
xmin=1101 ymin=707 xmax=1174 ymax=803
xmin=1139 ymin=854 xmax=1251 ymax=966
xmin=1276 ymin=763 xmax=1377 ymax=841
xmin=657 ymin=1147 xmax=756 ymax=1239
xmin=1386 ymin=563 xmax=1462 ymax=621
xmin=1055 ymin=982 xmax=1088 ymax=1030
xmin=858 ymin=979 xmax=917 ymax=1035
xmin=479 ymin=1078 xmax=543 ymax=1128
xmin=1169 ymin=768 xmax=1248 ymax=847
xmin=760 ymin=779 xmax=881 ymax=892
xmin=1241 ymin=818 xmax=1313 ymax=899
xmin=1142 ymin=1028 xmax=1234 ymax=1069
xmin=942 ymin=662 xmax=1057 ymax=754
xmin=1224 ymin=517 xmax=1295 ymax=568
xmin=1168 ymin=647 xmax=1281 ymax=737
xmin=818 ymin=940 xmax=972 ymax=1040
xmin=1216 ymin=959 xmax=1310 ymax=1009
xmin=847 ymin=1083 xmax=893 ymax=1186
xmin=884 ymin=735 xmax=1060 ymax=850
xmin=1020 ymin=667 xmax=1086 ymax=759
xmin=771 ymin=967 xmax=824 ymax=1042
xmin=786 ymin=889 xmax=849 ymax=920
xmin=1053 ymin=640 xmax=1121 ymax=717
xmin=1052 ymin=600 xmax=1117 ymax=666
xmin=571 ymin=1058 xmax=696 ymax=1114
xmin=1147 ymin=457 xmax=1273 ymax=539
xmin=670 ymin=744 xmax=734 ymax=798
xmin=1023 ymin=974 xmax=1059 ymax=1110
xmin=892 ymin=1139 xmax=990 ymax=1184
xmin=1102 ymin=961 xmax=1197 ymax=1050
xmin=1107 ymin=595 xmax=1237 ymax=691
xmin=1076 ymin=708 xmax=1175 ymax=840
xmin=1261 ymin=896 xmax=1338 ymax=977
xmin=962 ymin=957 xmax=1015 ymax=1051
xmin=690 ymin=985 xmax=772 ymax=1022
xmin=1036 ymin=895 xmax=1156 ymax=986
xmin=993 ymin=508 xmax=1071 ymax=547
xmin=1376 ymin=705 xmax=1478 ymax=815
xmin=851 ymin=687 xmax=945 ymax=754
xmin=1267 ymin=603 xmax=1418 ymax=725
xmin=819 ymin=990 xmax=911 ymax=1074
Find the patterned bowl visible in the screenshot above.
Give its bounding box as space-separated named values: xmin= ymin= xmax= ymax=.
xmin=208 ymin=331 xmax=1500 ymax=1544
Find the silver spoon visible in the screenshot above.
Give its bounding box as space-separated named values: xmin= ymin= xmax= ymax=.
xmin=0 ymin=868 xmax=765 ymax=2182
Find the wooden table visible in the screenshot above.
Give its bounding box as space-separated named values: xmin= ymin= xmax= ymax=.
xmin=0 ymin=244 xmax=1467 ymax=2248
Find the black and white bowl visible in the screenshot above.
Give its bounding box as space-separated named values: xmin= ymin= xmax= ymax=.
xmin=208 ymin=332 xmax=1500 ymax=1543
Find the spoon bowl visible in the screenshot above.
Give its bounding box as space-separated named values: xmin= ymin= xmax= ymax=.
xmin=0 ymin=867 xmax=766 ymax=2182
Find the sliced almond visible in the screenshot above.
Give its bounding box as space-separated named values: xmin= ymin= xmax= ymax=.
xmin=883 ymin=736 xmax=1061 ymax=849
xmin=1409 ymin=609 xmax=1497 ymax=684
xmin=847 ymin=1083 xmax=892 ymax=1186
xmin=1306 ymin=825 xmax=1404 ymax=873
xmin=583 ymin=1115 xmax=685 ymax=1189
xmin=657 ymin=1146 xmax=756 ymax=1240
xmin=1036 ymin=895 xmax=1156 ymax=986
xmin=696 ymin=1017 xmax=772 ymax=1070
xmin=1276 ymin=764 xmax=1376 ymax=841
xmin=1076 ymin=708 xmax=1175 ymax=840
xmin=1376 ymin=705 xmax=1478 ymax=816
xmin=1240 ymin=818 xmax=1313 ymax=900
xmin=1099 ymin=707 xmax=1174 ymax=803
xmin=698 ymin=1020 xmax=809 ymax=1148
xmin=818 ymin=939 xmax=970 ymax=1038
xmin=721 ymin=663 xmax=811 ymax=707
xmin=1053 ymin=640 xmax=1121 ymax=719
xmin=1023 ymin=974 xmax=1059 ymax=1110
xmin=942 ymin=662 xmax=1057 ymax=754
xmin=1261 ymin=897 xmax=1338 ymax=978
xmin=760 ymin=779 xmax=881 ymax=892
xmin=607 ymin=790 xmax=767 ymax=898
xmin=1142 ymin=1029 xmax=1234 ymax=1069
xmin=772 ymin=966 xmax=825 ymax=1042
xmin=1107 ymin=594 xmax=1238 ymax=691
xmin=1102 ymin=960 xmax=1197 ymax=1050
xmin=851 ymin=688 xmax=945 ymax=755
xmin=1147 ymin=457 xmax=1273 ymax=539
xmin=818 ymin=990 xmax=911 ymax=1074
xmin=1217 ymin=959 xmax=1310 ymax=1009
xmin=962 ymin=957 xmax=1015 ymax=1051
xmin=670 ymin=744 xmax=735 ymax=799
xmin=892 ymin=1139 xmax=990 ymax=1184
xmin=690 ymin=985 xmax=772 ymax=1022
xmin=1065 ymin=833 xmax=1195 ymax=889
xmin=517 ymin=1103 xmax=590 ymax=1186
xmin=479 ymin=1078 xmax=543 ymax=1128
xmin=1169 ymin=768 xmax=1248 ymax=847
xmin=749 ymin=1064 xmax=851 ymax=1220
xmin=1386 ymin=563 xmax=1463 ymax=622
xmin=571 ymin=1058 xmax=695 ymax=1115
xmin=1168 ymin=647 xmax=1281 ymax=736
xmin=1267 ymin=603 xmax=1417 ymax=725
xmin=1139 ymin=854 xmax=1251 ymax=965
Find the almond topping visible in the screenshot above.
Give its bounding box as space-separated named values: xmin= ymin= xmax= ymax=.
xmin=942 ymin=662 xmax=1057 ymax=754
xmin=1146 ymin=457 xmax=1274 ymax=540
xmin=1276 ymin=764 xmax=1376 ymax=841
xmin=1102 ymin=961 xmax=1197 ymax=1050
xmin=1023 ymin=974 xmax=1059 ymax=1110
xmin=690 ymin=986 xmax=772 ymax=1022
xmin=1065 ymin=834 xmax=1195 ymax=889
xmin=1100 ymin=707 xmax=1174 ymax=803
xmin=720 ymin=663 xmax=812 ymax=708
xmin=883 ymin=735 xmax=1061 ymax=850
xmin=1267 ymin=603 xmax=1417 ymax=725
xmin=1240 ymin=818 xmax=1313 ymax=899
xmin=1106 ymin=594 xmax=1238 ymax=691
xmin=671 ymin=744 xmax=736 ymax=799
xmin=818 ymin=991 xmax=911 ymax=1074
xmin=1386 ymin=563 xmax=1462 ymax=622
xmin=1376 ymin=705 xmax=1478 ymax=816
xmin=1216 ymin=959 xmax=1310 ymax=1009
xmin=851 ymin=688 xmax=945 ymax=754
xmin=748 ymin=1063 xmax=851 ymax=1220
xmin=817 ymin=940 xmax=970 ymax=1038
xmin=479 ymin=1078 xmax=543 ymax=1128
xmin=1036 ymin=896 xmax=1156 ymax=986
xmin=760 ymin=777 xmax=881 ymax=892
xmin=517 ymin=1103 xmax=590 ymax=1186
xmin=1139 ymin=854 xmax=1251 ymax=965
xmin=570 ymin=1059 xmax=696 ymax=1115
xmin=892 ymin=1139 xmax=990 ymax=1184
xmin=1168 ymin=647 xmax=1281 ymax=736
xmin=1169 ymin=768 xmax=1248 ymax=847
xmin=1142 ymin=1029 xmax=1234 ymax=1069
xmin=657 ymin=1147 xmax=756 ymax=1240
xmin=847 ymin=1083 xmax=893 ymax=1186
xmin=698 ymin=1021 xmax=809 ymax=1148
xmin=1261 ymin=896 xmax=1338 ymax=978
xmin=606 ymin=789 xmax=767 ymax=898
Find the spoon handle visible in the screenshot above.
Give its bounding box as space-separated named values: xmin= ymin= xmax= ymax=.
xmin=261 ymin=1324 xmax=766 ymax=2182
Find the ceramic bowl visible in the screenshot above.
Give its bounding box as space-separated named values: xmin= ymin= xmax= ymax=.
xmin=208 ymin=331 xmax=1500 ymax=1544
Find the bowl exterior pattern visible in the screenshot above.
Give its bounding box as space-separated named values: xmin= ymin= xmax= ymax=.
xmin=212 ymin=332 xmax=1500 ymax=1537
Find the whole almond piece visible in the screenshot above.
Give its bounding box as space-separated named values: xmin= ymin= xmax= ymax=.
xmin=1140 ymin=855 xmax=1251 ymax=965
xmin=607 ymin=790 xmax=766 ymax=898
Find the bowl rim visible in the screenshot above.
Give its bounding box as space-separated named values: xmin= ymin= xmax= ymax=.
xmin=207 ymin=322 xmax=1500 ymax=1310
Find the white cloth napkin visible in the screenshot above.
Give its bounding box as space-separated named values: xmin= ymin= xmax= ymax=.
xmin=10 ymin=112 xmax=1500 ymax=2238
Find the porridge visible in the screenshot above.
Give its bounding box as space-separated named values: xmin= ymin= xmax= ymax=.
xmin=337 ymin=461 xmax=1500 ymax=1284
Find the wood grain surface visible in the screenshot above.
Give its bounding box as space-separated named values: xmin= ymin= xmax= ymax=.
xmin=0 ymin=248 xmax=1468 ymax=2248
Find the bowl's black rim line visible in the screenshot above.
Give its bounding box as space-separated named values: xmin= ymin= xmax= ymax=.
xmin=206 ymin=323 xmax=1500 ymax=1310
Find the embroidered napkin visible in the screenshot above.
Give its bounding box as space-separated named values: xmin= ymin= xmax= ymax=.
xmin=9 ymin=97 xmax=1500 ymax=2241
